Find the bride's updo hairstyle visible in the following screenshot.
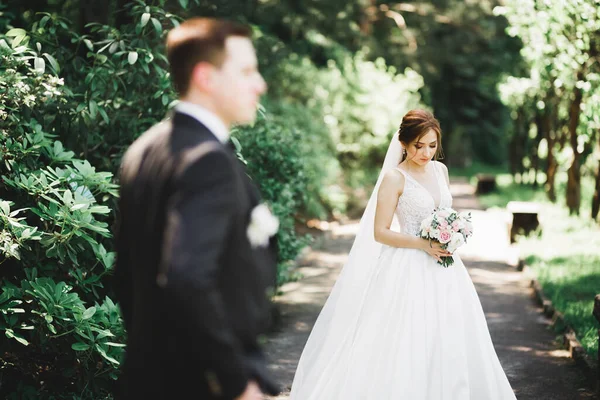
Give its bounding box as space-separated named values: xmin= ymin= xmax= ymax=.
xmin=397 ymin=109 xmax=444 ymax=162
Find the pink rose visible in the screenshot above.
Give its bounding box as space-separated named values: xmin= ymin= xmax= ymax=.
xmin=438 ymin=219 xmax=449 ymax=229
xmin=464 ymin=223 xmax=473 ymax=236
xmin=439 ymin=231 xmax=452 ymax=244
xmin=452 ymin=221 xmax=460 ymax=232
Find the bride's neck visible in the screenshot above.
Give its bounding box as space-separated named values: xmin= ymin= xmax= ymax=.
xmin=403 ymin=159 xmax=428 ymax=173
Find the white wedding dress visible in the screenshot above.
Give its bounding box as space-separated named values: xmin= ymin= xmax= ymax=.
xmin=289 ymin=159 xmax=516 ymax=399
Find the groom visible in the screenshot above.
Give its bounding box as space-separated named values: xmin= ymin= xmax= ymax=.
xmin=113 ymin=18 xmax=280 ymax=400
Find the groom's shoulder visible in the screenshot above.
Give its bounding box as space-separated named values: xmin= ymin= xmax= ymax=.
xmin=119 ymin=120 xmax=173 ymax=176
xmin=126 ymin=119 xmax=172 ymax=156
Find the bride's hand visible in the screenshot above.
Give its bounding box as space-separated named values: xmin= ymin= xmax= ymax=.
xmin=423 ymin=240 xmax=452 ymax=262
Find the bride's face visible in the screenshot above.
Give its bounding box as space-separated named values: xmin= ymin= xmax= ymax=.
xmin=405 ymin=129 xmax=438 ymax=166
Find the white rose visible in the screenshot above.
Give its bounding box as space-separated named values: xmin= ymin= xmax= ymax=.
xmin=420 ymin=215 xmax=434 ymax=230
xmin=447 ymin=232 xmax=465 ymax=253
xmin=452 ymin=219 xmax=465 ymax=231
xmin=247 ymin=204 xmax=279 ymax=248
xmin=436 ymin=208 xmax=451 ymax=219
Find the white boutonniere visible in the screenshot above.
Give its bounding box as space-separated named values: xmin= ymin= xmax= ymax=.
xmin=247 ymin=204 xmax=279 ymax=248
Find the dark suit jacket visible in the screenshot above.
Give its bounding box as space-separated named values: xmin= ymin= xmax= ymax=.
xmin=113 ymin=112 xmax=279 ymax=399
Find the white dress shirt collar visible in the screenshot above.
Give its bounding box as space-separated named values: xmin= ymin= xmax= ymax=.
xmin=174 ymin=101 xmax=229 ymax=143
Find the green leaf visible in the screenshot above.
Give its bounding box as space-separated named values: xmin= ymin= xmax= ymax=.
xmin=141 ymin=13 xmax=151 ymax=27
xmin=0 ymin=201 xmax=9 ymax=216
xmin=84 ymin=39 xmax=94 ymax=51
xmin=70 ymin=203 xmax=88 ymax=211
xmin=71 ymin=342 xmax=90 ymax=351
xmin=53 ymin=140 xmax=64 ymax=155
xmin=95 ymin=344 xmax=120 ymax=365
xmin=5 ymin=329 xmax=29 ymax=346
xmin=89 ymin=206 xmax=110 ymax=214
xmin=34 ymin=57 xmax=45 ymax=73
xmin=89 ymin=100 xmax=98 ymax=119
xmin=94 ymin=328 xmax=115 ymax=340
xmin=151 ymin=18 xmax=162 ymax=34
xmin=63 ymin=189 xmax=73 ymax=205
xmin=82 ymin=306 xmax=96 ymax=320
xmin=179 ymin=0 xmax=189 ymax=8
xmin=106 ymin=341 xmax=126 ymax=347
xmin=128 ymin=51 xmax=138 ymax=65
xmin=102 ymin=252 xmax=116 ymax=270
xmin=96 ymin=54 xmax=108 ymax=64
xmin=99 ymin=107 xmax=110 ymax=124
xmin=11 ymin=34 xmax=25 ymax=48
xmin=7 ymin=219 xmax=24 ymax=228
xmin=6 ymin=28 xmax=26 ymax=37
xmin=39 ymin=16 xmax=50 ymax=29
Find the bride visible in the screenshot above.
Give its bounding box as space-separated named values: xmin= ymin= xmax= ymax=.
xmin=289 ymin=110 xmax=516 ymax=399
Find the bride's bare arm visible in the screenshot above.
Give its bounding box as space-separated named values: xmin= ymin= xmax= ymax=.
xmin=373 ymin=170 xmax=426 ymax=249
xmin=373 ymin=170 xmax=452 ymax=261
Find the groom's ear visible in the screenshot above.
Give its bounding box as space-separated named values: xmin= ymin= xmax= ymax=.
xmin=190 ymin=62 xmax=217 ymax=93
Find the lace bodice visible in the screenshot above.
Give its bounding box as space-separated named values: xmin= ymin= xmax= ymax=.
xmin=395 ymin=161 xmax=453 ymax=236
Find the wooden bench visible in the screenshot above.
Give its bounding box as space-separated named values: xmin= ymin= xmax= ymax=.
xmin=476 ymin=174 xmax=496 ymax=194
xmin=506 ymin=201 xmax=540 ymax=243
xmin=594 ymin=295 xmax=600 ymax=394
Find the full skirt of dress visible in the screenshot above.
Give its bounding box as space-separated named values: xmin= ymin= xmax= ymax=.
xmin=289 ymin=245 xmax=516 ymax=400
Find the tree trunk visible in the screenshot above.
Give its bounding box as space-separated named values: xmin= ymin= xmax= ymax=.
xmin=509 ymin=118 xmax=520 ymax=178
xmin=359 ymin=0 xmax=377 ymax=34
xmin=79 ymin=3 xmax=110 ymax=34
xmin=592 ymin=139 xmax=600 ymax=221
xmin=566 ymin=70 xmax=584 ymax=215
xmin=544 ymin=112 xmax=558 ymax=202
xmin=115 ymin=0 xmax=133 ymax=28
xmin=532 ymin=112 xmax=544 ymax=187
xmin=510 ymin=112 xmax=528 ymax=183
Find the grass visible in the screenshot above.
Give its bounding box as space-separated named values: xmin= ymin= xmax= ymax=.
xmin=525 ymin=253 xmax=600 ymax=357
xmin=454 ymin=164 xmax=600 ymax=357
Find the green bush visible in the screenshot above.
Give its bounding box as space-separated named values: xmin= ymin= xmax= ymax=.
xmin=258 ymin=38 xmax=425 ymax=212
xmin=1 ymin=35 xmax=123 ymax=398
xmin=0 ymin=8 xmax=341 ymax=396
xmin=233 ymin=104 xmax=317 ymax=284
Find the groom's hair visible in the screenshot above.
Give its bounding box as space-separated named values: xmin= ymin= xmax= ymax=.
xmin=166 ymin=18 xmax=252 ymax=95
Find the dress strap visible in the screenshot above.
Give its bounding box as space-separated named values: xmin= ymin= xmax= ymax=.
xmin=394 ymin=166 xmax=412 ymax=184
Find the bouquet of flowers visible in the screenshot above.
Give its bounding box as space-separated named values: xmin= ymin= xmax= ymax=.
xmin=419 ymin=207 xmax=474 ymax=267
